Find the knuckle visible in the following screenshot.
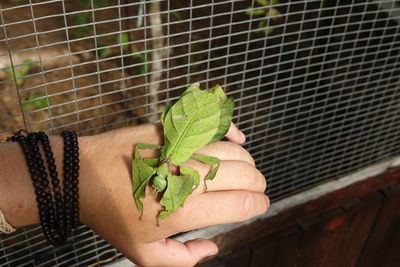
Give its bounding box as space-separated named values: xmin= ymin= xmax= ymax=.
xmin=241 ymin=163 xmax=266 ymax=191
xmin=228 ymin=142 xmax=255 ymax=165
xmin=238 ymin=192 xmax=255 ymax=219
xmin=257 ymin=195 xmax=270 ymax=216
xmin=241 ymin=163 xmax=258 ymax=185
xmin=260 ymin=172 xmax=267 ymax=192
xmin=247 ymin=154 xmax=256 ymax=167
xmin=263 ymin=178 xmax=267 ymax=192
xmin=227 ymin=142 xmax=244 ymax=156
xmin=238 ymin=193 xmax=269 ymax=220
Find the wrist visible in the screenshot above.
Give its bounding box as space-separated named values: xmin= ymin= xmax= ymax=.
xmin=0 ymin=133 xmax=94 ymax=229
xmin=0 ymin=141 xmax=38 ymax=227
xmin=75 ymin=134 xmax=99 ymax=226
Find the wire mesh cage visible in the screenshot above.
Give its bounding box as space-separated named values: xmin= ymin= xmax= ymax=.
xmin=1 ymin=0 xmax=400 ymax=266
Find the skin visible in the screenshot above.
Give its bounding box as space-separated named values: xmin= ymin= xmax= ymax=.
xmin=0 ymin=123 xmax=269 ymax=267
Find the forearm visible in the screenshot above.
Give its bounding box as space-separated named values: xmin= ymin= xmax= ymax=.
xmin=0 ymin=124 xmax=267 ymax=267
xmin=0 ymin=135 xmax=93 ymax=228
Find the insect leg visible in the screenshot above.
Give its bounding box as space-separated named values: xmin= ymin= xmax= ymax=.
xmin=136 ymin=143 xmax=162 ymax=150
xmin=191 ymin=154 xmax=220 ymax=191
xmin=132 ymin=144 xmax=160 ymax=218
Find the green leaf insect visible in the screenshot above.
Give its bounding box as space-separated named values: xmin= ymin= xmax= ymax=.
xmin=132 ymin=84 xmax=234 ymax=219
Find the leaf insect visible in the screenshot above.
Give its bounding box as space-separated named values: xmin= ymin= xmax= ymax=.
xmin=132 ymin=84 xmax=234 ymax=219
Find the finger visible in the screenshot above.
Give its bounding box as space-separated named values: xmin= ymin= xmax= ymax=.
xmin=168 ymin=191 xmax=269 ymax=232
xmin=225 ymin=122 xmax=246 ymax=144
xmin=195 ymin=141 xmax=255 ymax=166
xmin=206 ymin=161 xmax=266 ymax=192
xmin=137 ymin=238 xmax=218 ymax=267
xmin=185 ymin=160 xmax=266 ymax=193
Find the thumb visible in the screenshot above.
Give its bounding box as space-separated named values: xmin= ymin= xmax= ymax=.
xmin=185 ymin=238 xmax=219 ymax=263
xmin=225 ymin=122 xmax=246 ymax=144
xmin=138 ymin=238 xmax=218 ymax=267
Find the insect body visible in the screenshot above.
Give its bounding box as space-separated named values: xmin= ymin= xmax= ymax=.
xmin=132 ymin=84 xmax=234 ymax=218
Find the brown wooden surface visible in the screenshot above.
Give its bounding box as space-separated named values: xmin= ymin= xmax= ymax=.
xmin=197 ymin=257 xmax=224 ymax=267
xmin=222 ymin=246 xmax=251 ymax=267
xmin=340 ymin=193 xmax=383 ymax=267
xmin=213 ymin=166 xmax=400 ymax=253
xmin=298 ymin=209 xmax=350 ymax=267
xmin=249 ymin=235 xmax=278 ymax=267
xmin=271 ymin=226 xmax=303 ymax=267
xmin=357 ymin=184 xmax=400 ymax=267
xmin=197 ymin=166 xmax=400 ymax=267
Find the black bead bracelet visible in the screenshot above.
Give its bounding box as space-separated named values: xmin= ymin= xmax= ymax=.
xmin=9 ymin=131 xmax=61 ymax=244
xmin=61 ymin=130 xmax=80 ymax=234
xmin=37 ymin=131 xmax=67 ymax=243
xmin=27 ymin=132 xmax=63 ymax=245
xmin=7 ymin=130 xmax=80 ymax=246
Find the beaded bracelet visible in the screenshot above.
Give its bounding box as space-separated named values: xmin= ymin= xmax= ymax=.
xmin=36 ymin=132 xmax=67 ymax=243
xmin=8 ymin=132 xmax=58 ymax=243
xmin=26 ymin=132 xmax=64 ymax=244
xmin=61 ymin=130 xmax=80 ymax=234
xmin=7 ymin=130 xmax=80 ymax=246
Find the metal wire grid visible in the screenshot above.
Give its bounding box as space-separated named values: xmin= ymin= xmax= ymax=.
xmin=1 ymin=0 xmax=400 ymax=266
xmin=0 ymin=224 xmax=120 ymax=266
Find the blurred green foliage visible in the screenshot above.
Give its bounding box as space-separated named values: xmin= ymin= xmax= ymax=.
xmin=170 ymin=11 xmax=183 ymax=21
xmin=72 ymin=12 xmax=93 ymax=38
xmin=118 ymin=33 xmax=130 ymax=51
xmin=97 ymin=40 xmax=110 ymax=58
xmin=3 ymin=60 xmax=50 ymax=112
xmin=80 ymin=0 xmax=109 ymax=9
xmin=4 ymin=60 xmax=40 ymax=86
xmin=22 ymin=93 xmax=50 ymax=112
xmin=132 ymin=52 xmax=151 ymax=74
xmin=246 ymin=0 xmax=281 ymax=35
xmin=72 ymin=0 xmax=109 ymax=38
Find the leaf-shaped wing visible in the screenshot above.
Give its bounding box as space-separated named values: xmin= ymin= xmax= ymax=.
xmin=159 ymin=173 xmax=195 ymax=219
xmin=132 ymin=148 xmax=155 ymax=212
xmin=209 ymin=97 xmax=234 ymax=144
xmin=160 ymin=103 xmax=173 ymax=125
xmin=181 ymin=83 xmax=200 ymax=97
xmin=161 ymin=86 xmax=223 ymax=165
xmin=179 ymin=165 xmax=201 ymax=191
xmin=143 ymin=158 xmax=158 ymax=167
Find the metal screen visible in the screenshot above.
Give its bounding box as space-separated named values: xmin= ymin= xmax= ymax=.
xmin=1 ymin=0 xmax=400 ymax=266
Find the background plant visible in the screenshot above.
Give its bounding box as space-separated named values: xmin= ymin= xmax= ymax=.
xmin=117 ymin=32 xmax=130 ymax=51
xmin=22 ymin=93 xmax=50 ymax=112
xmin=72 ymin=12 xmax=94 ymax=38
xmin=169 ymin=11 xmax=183 ymax=21
xmin=246 ymin=0 xmax=281 ymax=35
xmin=132 ymin=51 xmax=151 ymax=74
xmin=3 ymin=60 xmax=49 ymax=112
xmin=4 ymin=60 xmax=40 ymax=86
xmin=72 ymin=0 xmax=109 ymax=38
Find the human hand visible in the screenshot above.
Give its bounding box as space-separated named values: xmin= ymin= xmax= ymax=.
xmin=78 ymin=123 xmax=269 ymax=267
